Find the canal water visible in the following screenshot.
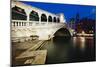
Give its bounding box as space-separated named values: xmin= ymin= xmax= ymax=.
xmin=40 ymin=36 xmax=95 ymax=64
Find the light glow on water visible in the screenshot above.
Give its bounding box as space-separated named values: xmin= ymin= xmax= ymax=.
xmin=73 ymin=36 xmax=86 ymax=51
xmin=79 ymin=37 xmax=85 ymax=51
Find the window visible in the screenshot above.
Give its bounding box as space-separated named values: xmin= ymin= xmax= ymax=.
xmin=29 ymin=11 xmax=39 ymax=21
xmin=12 ymin=6 xmax=27 ymax=20
xmin=41 ymin=14 xmax=47 ymax=22
xmin=48 ymin=16 xmax=52 ymax=22
xmin=53 ymin=17 xmax=56 ymax=22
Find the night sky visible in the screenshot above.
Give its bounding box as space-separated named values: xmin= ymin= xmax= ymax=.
xmin=22 ymin=1 xmax=96 ymax=22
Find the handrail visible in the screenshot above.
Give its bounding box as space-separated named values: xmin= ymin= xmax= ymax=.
xmin=11 ymin=20 xmax=65 ymax=27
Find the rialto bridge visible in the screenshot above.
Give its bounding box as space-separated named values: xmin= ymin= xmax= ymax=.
xmin=11 ymin=1 xmax=74 ymax=42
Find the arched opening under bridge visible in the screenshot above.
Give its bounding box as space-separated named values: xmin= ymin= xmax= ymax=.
xmin=53 ymin=28 xmax=71 ymax=42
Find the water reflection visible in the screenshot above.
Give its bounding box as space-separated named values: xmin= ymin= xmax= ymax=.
xmin=80 ymin=37 xmax=85 ymax=51
xmin=73 ymin=37 xmax=77 ymax=48
xmin=40 ymin=36 xmax=95 ymax=64
xmin=73 ymin=37 xmax=86 ymax=51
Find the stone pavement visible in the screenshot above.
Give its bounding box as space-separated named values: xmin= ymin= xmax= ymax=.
xmin=12 ymin=39 xmax=47 ymax=65
xmin=24 ymin=50 xmax=47 ymax=64
xmin=15 ymin=50 xmax=47 ymax=65
xmin=12 ymin=39 xmax=39 ymax=50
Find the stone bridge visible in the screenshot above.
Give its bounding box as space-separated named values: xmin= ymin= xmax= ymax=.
xmin=11 ymin=1 xmax=74 ymax=41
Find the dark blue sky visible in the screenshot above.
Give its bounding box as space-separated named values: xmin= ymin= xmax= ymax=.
xmin=22 ymin=1 xmax=96 ymax=22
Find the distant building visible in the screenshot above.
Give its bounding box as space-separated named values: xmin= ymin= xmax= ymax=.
xmin=68 ymin=18 xmax=75 ymax=29
xmin=76 ymin=18 xmax=95 ymax=34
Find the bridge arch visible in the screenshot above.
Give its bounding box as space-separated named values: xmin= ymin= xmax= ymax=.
xmin=12 ymin=6 xmax=27 ymax=20
xmin=41 ymin=14 xmax=47 ymax=22
xmin=48 ymin=16 xmax=52 ymax=22
xmin=53 ymin=28 xmax=71 ymax=39
xmin=53 ymin=17 xmax=57 ymax=22
xmin=57 ymin=18 xmax=60 ymax=23
xmin=29 ymin=10 xmax=39 ymax=21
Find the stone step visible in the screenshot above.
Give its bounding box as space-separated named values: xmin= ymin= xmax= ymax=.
xmin=16 ymin=41 xmax=45 ymax=59
xmin=17 ymin=50 xmax=47 ymax=64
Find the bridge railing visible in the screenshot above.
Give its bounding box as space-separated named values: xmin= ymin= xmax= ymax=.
xmin=11 ymin=20 xmax=66 ymax=28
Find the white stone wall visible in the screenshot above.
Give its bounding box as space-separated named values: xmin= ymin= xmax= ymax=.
xmin=12 ymin=1 xmax=62 ymax=23
xmin=59 ymin=13 xmax=66 ymax=23
xmin=11 ymin=1 xmax=67 ymax=41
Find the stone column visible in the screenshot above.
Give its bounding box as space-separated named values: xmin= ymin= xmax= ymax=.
xmin=47 ymin=16 xmax=48 ymax=24
xmin=26 ymin=11 xmax=30 ymax=22
xmin=39 ymin=14 xmax=41 ymax=23
xmin=25 ymin=9 xmax=31 ymax=26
